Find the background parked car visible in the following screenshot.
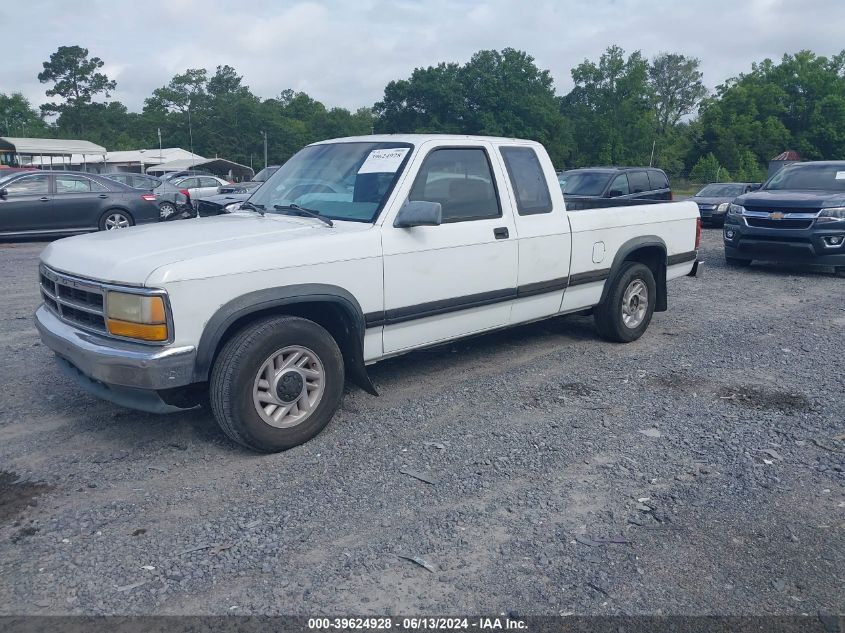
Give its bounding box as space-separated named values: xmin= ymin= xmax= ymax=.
xmin=170 ymin=175 xmax=230 ymax=200
xmin=102 ymin=172 xmax=163 ymax=191
xmin=0 ymin=170 xmax=163 ymax=237
xmin=218 ymin=165 xmax=280 ymax=194
xmin=689 ymin=182 xmax=760 ymax=226
xmin=159 ymin=169 xmax=212 ymax=182
xmin=151 ymin=181 xmax=196 ymax=220
xmin=557 ymin=167 xmax=672 ymax=210
xmin=194 ymin=192 xmax=251 ymax=217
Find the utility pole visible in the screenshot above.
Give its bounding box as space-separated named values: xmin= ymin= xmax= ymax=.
xmin=157 ymin=128 xmax=163 ymax=163
xmin=187 ymin=102 xmax=195 ymax=167
xmin=649 ymin=140 xmax=656 ymax=167
xmin=261 ymin=130 xmax=268 ymax=169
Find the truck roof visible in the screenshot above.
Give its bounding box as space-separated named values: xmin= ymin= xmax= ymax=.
xmin=310 ymin=134 xmax=541 ymax=146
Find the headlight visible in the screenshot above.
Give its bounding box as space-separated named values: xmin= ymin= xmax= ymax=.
xmin=717 ymin=202 xmax=729 ymax=213
xmin=106 ymin=291 xmax=169 ymax=341
xmin=728 ymin=203 xmax=744 ymax=216
xmin=224 ymin=202 xmax=243 ymax=212
xmin=818 ymin=206 xmax=845 ymax=221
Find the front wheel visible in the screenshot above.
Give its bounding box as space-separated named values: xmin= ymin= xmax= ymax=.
xmin=99 ymin=210 xmax=133 ymax=230
xmin=594 ymin=262 xmax=656 ymax=343
xmin=209 ymin=316 xmax=345 ymax=452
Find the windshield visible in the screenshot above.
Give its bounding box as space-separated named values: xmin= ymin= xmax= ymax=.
xmin=765 ymin=164 xmax=845 ymax=191
xmin=558 ymin=170 xmax=613 ymax=196
xmin=248 ymin=141 xmax=413 ymax=223
xmin=253 ymin=166 xmax=279 ymax=182
xmin=696 ymin=184 xmax=745 ymax=197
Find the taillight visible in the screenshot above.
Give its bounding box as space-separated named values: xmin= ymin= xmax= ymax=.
xmin=141 ymin=194 xmax=156 ymax=201
xmin=695 ymin=218 xmax=702 ymax=249
xmin=180 ymin=189 xmax=190 ymax=198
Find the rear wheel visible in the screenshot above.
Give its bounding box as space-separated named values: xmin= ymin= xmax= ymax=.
xmin=594 ymin=262 xmax=656 ymax=343
xmin=209 ymin=316 xmax=344 ymax=452
xmin=725 ymin=256 xmax=752 ymax=267
xmin=99 ymin=210 xmax=133 ymax=230
xmin=159 ymin=201 xmax=177 ymax=220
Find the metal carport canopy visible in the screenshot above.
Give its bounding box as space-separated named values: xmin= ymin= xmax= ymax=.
xmin=0 ymin=137 xmax=106 ymax=155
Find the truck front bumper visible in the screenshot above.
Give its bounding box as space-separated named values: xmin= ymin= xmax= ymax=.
xmin=35 ymin=305 xmax=198 ymax=413
xmin=723 ymin=220 xmax=845 ymax=266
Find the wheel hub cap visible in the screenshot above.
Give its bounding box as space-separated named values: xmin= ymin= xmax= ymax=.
xmin=252 ymin=345 xmax=325 ymax=428
xmin=275 ymin=370 xmax=304 ymax=403
xmin=621 ymin=279 xmax=648 ymax=329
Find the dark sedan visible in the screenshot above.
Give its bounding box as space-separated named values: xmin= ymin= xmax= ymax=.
xmin=690 ymin=182 xmax=760 ymax=226
xmin=0 ymin=171 xmax=164 ymax=238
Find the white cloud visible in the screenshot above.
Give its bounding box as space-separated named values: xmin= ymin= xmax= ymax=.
xmin=1 ymin=0 xmax=843 ymax=112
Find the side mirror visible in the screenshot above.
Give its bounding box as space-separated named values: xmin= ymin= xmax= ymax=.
xmin=0 ymin=188 xmax=7 ymax=199
xmin=394 ymin=200 xmax=442 ymax=228
xmin=608 ymin=189 xmax=623 ymax=198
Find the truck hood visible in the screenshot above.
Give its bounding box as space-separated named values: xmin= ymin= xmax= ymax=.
xmin=736 ymin=190 xmax=845 ymax=209
xmin=41 ymin=213 xmax=371 ymax=286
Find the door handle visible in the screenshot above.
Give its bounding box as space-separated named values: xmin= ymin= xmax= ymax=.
xmin=493 ymin=227 xmax=509 ymax=240
xmin=98 ymin=194 xmax=109 ymax=198
xmin=39 ymin=196 xmax=50 ymax=202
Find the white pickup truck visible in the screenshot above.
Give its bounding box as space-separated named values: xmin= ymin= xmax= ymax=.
xmin=35 ymin=135 xmax=700 ymax=452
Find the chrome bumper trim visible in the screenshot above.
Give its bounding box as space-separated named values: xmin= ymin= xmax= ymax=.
xmin=35 ymin=305 xmax=196 ymax=390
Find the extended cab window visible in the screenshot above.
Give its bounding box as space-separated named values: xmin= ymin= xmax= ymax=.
xmin=409 ymin=148 xmax=501 ymax=222
xmin=500 ymin=147 xmax=553 ymax=215
xmin=628 ymin=171 xmax=650 ymax=193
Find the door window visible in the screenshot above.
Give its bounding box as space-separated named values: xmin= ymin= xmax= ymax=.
xmin=199 ymin=177 xmax=220 ymax=187
xmin=627 ymin=171 xmax=650 ymax=194
xmin=500 ymin=147 xmax=553 ymax=215
xmin=5 ymin=174 xmax=49 ymax=195
xmin=56 ymin=175 xmax=106 ymax=193
xmin=608 ymin=173 xmax=630 ymax=197
xmin=408 ymin=148 xmax=500 ymax=222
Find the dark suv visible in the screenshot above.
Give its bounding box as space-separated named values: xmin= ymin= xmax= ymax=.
xmin=557 ymin=167 xmax=672 ymax=210
xmin=723 ymin=161 xmax=845 ymax=275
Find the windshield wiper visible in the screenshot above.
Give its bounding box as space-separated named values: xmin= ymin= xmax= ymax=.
xmin=240 ymin=201 xmax=265 ymax=216
xmin=274 ymin=204 xmax=334 ymax=227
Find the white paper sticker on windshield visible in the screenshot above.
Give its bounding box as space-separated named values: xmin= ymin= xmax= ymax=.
xmin=358 ymin=147 xmax=410 ymax=174
xmin=836 ymin=171 xmax=845 ymax=180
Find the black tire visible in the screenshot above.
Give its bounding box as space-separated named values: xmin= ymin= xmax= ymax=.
xmin=725 ymin=256 xmax=752 ymax=267
xmin=98 ymin=209 xmax=134 ymax=231
xmin=209 ymin=315 xmax=344 ymax=452
xmin=835 ymin=267 xmax=845 ymax=278
xmin=594 ymin=262 xmax=657 ymax=343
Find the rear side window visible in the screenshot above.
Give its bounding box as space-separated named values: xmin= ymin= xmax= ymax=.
xmin=56 ymin=175 xmax=107 ymax=193
xmin=409 ymin=148 xmax=501 ymax=222
xmin=647 ymin=170 xmax=669 ymax=190
xmin=628 ymin=171 xmax=650 ymax=193
xmin=500 ymin=147 xmax=553 ymax=215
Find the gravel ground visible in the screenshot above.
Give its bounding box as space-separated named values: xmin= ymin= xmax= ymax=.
xmin=0 ymin=230 xmax=842 ymax=616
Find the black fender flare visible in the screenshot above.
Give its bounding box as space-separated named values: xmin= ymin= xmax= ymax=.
xmin=193 ymin=284 xmax=377 ymax=396
xmin=599 ymin=236 xmax=668 ymax=312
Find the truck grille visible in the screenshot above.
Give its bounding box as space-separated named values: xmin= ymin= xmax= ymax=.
xmin=746 ymin=217 xmax=814 ymax=230
xmin=40 ymin=266 xmax=107 ymax=333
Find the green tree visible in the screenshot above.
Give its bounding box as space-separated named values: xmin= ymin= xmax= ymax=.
xmin=37 ymin=45 xmax=116 ymax=134
xmin=690 ymin=152 xmax=731 ymax=182
xmin=374 ymin=49 xmax=569 ymax=164
xmin=649 ymin=53 xmax=707 ymax=135
xmin=697 ymin=50 xmax=845 ymax=170
xmin=561 ymin=45 xmax=654 ymax=166
xmin=0 ymin=93 xmax=48 ymax=137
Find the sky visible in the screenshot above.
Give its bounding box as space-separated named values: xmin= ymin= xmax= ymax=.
xmin=1 ymin=0 xmax=844 ymax=113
